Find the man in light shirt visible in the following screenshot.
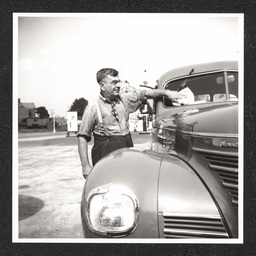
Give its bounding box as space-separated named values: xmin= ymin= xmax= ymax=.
xmin=77 ymin=68 xmax=185 ymax=179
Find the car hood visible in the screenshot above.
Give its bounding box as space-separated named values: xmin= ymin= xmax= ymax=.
xmin=158 ymin=102 xmax=238 ymax=136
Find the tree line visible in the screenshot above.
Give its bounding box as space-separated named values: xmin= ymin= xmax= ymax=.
xmin=36 ymin=98 xmax=88 ymax=119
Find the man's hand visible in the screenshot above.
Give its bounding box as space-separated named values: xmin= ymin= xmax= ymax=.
xmin=82 ymin=164 xmax=93 ymax=179
xmin=78 ymin=136 xmax=92 ymax=179
xmin=145 ymin=88 xmax=186 ymax=103
xmin=165 ymin=90 xmax=186 ymax=103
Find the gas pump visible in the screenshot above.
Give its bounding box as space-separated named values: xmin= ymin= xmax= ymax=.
xmin=66 ymin=111 xmax=78 ymax=137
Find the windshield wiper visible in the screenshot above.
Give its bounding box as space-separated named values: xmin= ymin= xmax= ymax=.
xmin=177 ymin=68 xmax=194 ymax=91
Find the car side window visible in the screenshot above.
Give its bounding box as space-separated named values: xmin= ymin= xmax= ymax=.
xmin=164 ymin=71 xmax=238 ymax=107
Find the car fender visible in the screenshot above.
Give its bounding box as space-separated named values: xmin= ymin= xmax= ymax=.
xmin=81 ymin=148 xmax=163 ymax=238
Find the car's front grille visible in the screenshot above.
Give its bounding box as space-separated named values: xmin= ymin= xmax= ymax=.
xmin=157 ymin=135 xmax=174 ymax=145
xmin=162 ymin=214 xmax=229 ymax=238
xmin=157 ymin=135 xmax=166 ymax=144
xmin=194 ymin=148 xmax=238 ymax=206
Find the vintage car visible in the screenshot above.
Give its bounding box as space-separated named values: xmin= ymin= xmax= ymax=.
xmin=81 ymin=60 xmax=239 ymax=239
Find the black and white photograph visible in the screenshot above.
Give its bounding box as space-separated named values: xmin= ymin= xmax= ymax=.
xmin=13 ymin=13 xmax=244 ymax=243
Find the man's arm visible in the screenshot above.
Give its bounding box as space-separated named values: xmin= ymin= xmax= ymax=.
xmin=145 ymin=89 xmax=185 ymax=103
xmin=78 ymin=136 xmax=93 ymax=179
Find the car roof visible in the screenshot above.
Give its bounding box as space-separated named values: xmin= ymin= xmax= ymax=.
xmin=158 ymin=60 xmax=238 ymax=85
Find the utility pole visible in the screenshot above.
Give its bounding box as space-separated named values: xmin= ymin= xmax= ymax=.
xmin=50 ymin=109 xmax=56 ymax=133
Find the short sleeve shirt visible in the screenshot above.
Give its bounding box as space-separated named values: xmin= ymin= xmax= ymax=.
xmin=77 ymin=89 xmax=147 ymax=141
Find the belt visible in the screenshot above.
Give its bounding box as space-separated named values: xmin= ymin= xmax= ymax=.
xmin=93 ymin=132 xmax=132 ymax=141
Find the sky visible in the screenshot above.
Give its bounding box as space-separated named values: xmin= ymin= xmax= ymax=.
xmin=15 ymin=13 xmax=243 ymax=118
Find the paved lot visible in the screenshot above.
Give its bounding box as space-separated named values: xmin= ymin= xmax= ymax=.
xmin=16 ymin=131 xmax=151 ymax=239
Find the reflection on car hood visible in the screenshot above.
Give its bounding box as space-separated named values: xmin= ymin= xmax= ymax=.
xmin=158 ymin=102 xmax=238 ymax=136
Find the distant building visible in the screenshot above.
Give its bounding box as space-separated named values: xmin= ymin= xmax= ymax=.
xmin=18 ymin=98 xmax=36 ymax=121
xmin=55 ymin=117 xmax=66 ymax=126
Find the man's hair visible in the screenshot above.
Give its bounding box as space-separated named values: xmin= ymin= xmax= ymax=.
xmin=96 ymin=68 xmax=119 ymax=83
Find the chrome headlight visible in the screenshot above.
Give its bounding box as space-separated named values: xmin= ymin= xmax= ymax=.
xmin=85 ymin=183 xmax=139 ymax=237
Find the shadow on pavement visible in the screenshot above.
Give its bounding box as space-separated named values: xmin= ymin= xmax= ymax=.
xmin=19 ymin=195 xmax=44 ymax=221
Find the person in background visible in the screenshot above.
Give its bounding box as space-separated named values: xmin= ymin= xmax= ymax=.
xmin=77 ymin=68 xmax=185 ymax=179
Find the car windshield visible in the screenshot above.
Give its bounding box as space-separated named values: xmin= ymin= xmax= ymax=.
xmin=164 ymin=71 xmax=238 ymax=107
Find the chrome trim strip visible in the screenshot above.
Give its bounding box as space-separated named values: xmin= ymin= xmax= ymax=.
xmin=193 ymin=147 xmax=238 ymax=157
xmin=181 ymin=131 xmax=238 ymax=138
xmin=232 ymin=199 xmax=238 ymax=205
xmin=209 ymin=164 xmax=238 ymax=173
xmin=222 ymin=182 xmax=238 ymax=190
xmin=159 ymin=127 xmax=238 ymax=139
xmin=163 ymin=228 xmax=229 ymax=238
xmin=165 ymin=224 xmax=225 ymax=230
xmin=162 ymin=212 xmax=221 ymax=219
